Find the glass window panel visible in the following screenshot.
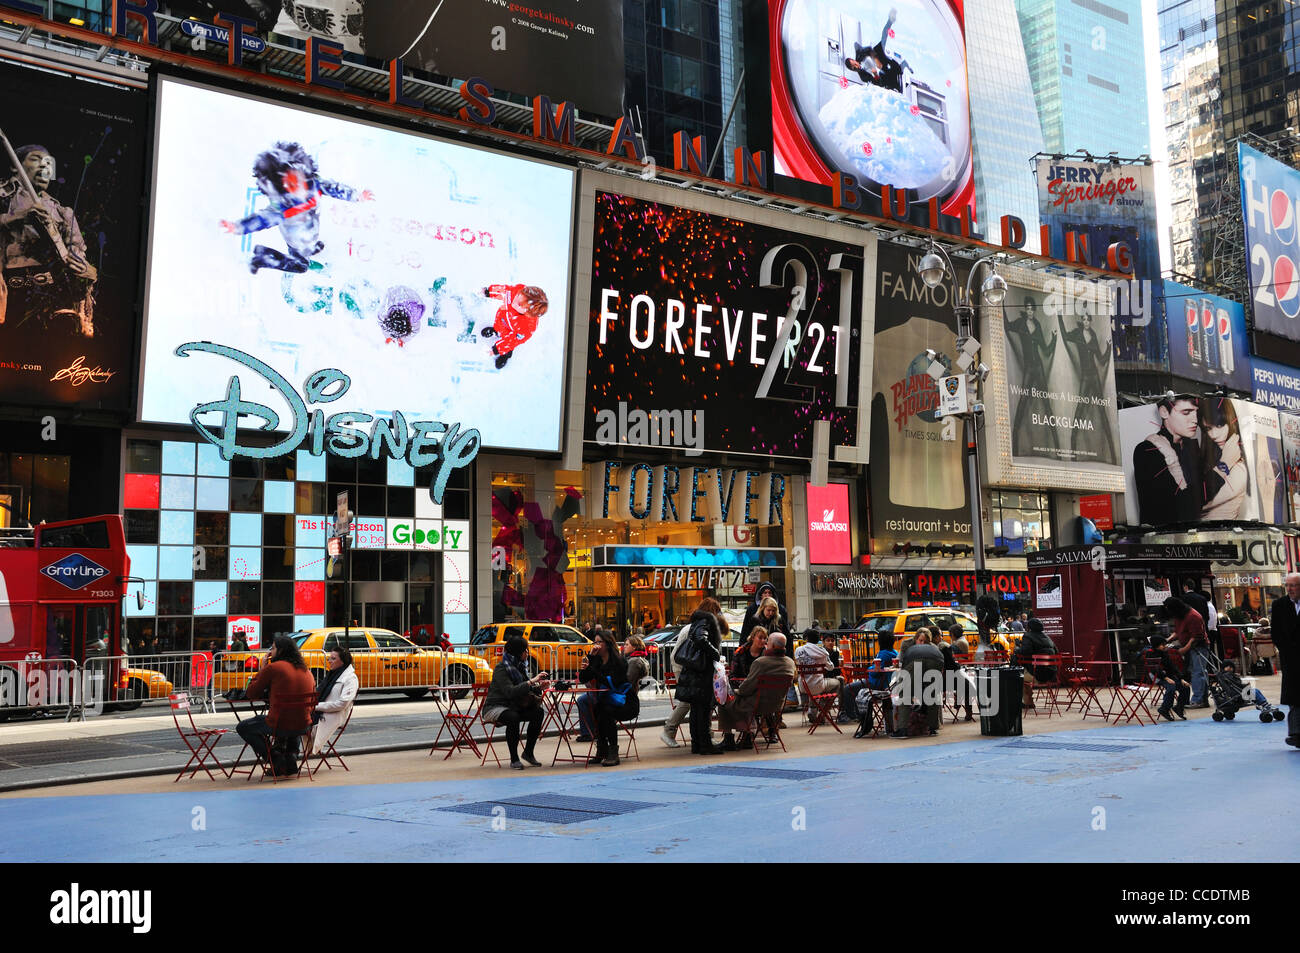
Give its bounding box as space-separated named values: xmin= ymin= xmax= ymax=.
xmin=264 ymin=514 xmax=291 ymax=548
xmin=127 ymin=440 xmax=161 ymax=474
xmin=195 ymin=512 xmax=229 ymax=546
xmin=194 ymin=546 xmax=228 ymax=580
xmin=125 ymin=510 xmax=159 ymax=544
xmin=262 ymin=581 xmax=293 ymax=615
xmin=230 ymin=479 xmax=264 ymax=512
xmin=157 ymin=581 xmax=193 ymax=616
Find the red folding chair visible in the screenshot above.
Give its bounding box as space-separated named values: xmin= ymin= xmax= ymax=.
xmin=170 ymin=692 xmax=228 ymax=782
xmin=1108 ymin=681 xmax=1159 ymax=725
xmin=1027 ymin=655 xmax=1064 ymax=718
xmin=731 ymin=673 xmax=794 ymax=752
xmin=189 ymin=652 xmax=215 ymax=713
xmin=797 ymin=664 xmax=842 ymax=735
xmin=309 ymin=704 xmax=354 ymax=774
xmin=430 ymin=682 xmax=486 ymax=761
xmin=261 ymin=691 xmax=319 ymax=783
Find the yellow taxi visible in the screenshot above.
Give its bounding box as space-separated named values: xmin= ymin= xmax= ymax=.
xmin=839 ymin=608 xmax=982 ymax=662
xmin=213 ymin=628 xmax=492 ymax=699
xmin=468 ymin=622 xmax=594 ymax=677
xmin=117 ymin=667 xmax=175 ymax=708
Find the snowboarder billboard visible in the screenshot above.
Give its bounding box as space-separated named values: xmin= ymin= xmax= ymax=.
xmin=137 ymin=75 xmax=575 ymax=453
xmin=769 ymin=0 xmax=974 ymax=214
xmin=0 ymin=61 xmax=145 ymax=412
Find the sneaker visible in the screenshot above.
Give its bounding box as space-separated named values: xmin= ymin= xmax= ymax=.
xmin=1158 ymin=707 xmax=1174 ymax=722
xmin=601 ymin=756 xmax=620 ymax=767
xmin=521 ymin=753 xmax=542 ymax=767
xmin=660 ymin=728 xmax=681 ymax=749
xmin=510 ymin=759 xmax=525 ymax=770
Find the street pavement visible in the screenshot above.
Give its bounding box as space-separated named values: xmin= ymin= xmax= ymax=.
xmin=2 ymin=677 xmax=1298 ymax=862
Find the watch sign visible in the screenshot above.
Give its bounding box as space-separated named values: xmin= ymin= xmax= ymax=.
xmin=806 ymin=483 xmax=852 ymax=565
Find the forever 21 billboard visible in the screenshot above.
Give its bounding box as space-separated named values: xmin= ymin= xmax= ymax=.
xmin=584 ymin=190 xmax=870 ymax=460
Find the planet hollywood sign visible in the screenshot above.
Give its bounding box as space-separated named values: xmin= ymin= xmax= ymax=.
xmin=18 ymin=3 xmax=1137 ymax=278
xmin=911 ymin=572 xmax=1031 ymax=598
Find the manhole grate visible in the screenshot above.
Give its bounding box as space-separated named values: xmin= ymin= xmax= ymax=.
xmin=436 ymin=792 xmax=661 ymax=826
xmin=995 ymin=740 xmax=1138 ymax=753
xmin=691 ymin=765 xmax=835 ymax=780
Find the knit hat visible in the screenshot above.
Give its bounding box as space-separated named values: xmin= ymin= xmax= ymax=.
xmin=1027 ymin=618 xmax=1044 ymax=634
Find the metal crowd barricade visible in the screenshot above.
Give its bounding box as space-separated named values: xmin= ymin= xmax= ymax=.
xmin=84 ymin=652 xmax=215 ymax=714
xmin=0 ymin=657 xmax=96 ymax=721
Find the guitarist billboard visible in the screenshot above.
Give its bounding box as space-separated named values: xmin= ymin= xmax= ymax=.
xmin=0 ymin=62 xmax=144 ymax=412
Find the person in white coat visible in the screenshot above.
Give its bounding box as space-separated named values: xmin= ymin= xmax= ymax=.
xmin=311 ymin=646 xmax=358 ymax=754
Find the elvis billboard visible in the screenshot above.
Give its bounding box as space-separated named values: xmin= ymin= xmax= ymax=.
xmin=0 ymin=61 xmax=146 ymax=412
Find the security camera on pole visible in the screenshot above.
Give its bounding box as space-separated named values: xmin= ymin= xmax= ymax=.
xmin=330 ymin=491 xmax=354 ymax=645
xmin=917 ymin=241 xmax=1006 ymax=601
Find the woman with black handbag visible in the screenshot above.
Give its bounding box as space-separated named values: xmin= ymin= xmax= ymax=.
xmin=675 ymin=597 xmax=726 ymax=755
xmin=577 ymin=630 xmax=639 ymax=766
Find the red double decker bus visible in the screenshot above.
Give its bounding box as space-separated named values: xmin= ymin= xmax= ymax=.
xmin=0 ymin=515 xmax=131 ymax=711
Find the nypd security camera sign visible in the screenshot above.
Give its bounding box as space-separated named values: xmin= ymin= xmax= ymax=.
xmin=937 ymin=374 xmax=968 ymax=417
xmin=40 ymin=554 xmax=111 ymax=591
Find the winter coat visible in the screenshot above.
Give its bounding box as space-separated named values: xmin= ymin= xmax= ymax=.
xmin=579 ymin=650 xmax=639 ymax=720
xmin=1269 ymin=595 xmax=1299 ymax=706
xmin=312 ymin=664 xmax=358 ymax=745
xmin=483 ymin=657 xmax=541 ymax=724
xmin=675 ymin=610 xmax=722 ymax=706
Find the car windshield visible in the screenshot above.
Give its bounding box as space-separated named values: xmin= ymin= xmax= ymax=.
xmin=292 ymin=633 xmax=311 ymax=648
xmin=858 ymin=617 xmax=897 ymax=635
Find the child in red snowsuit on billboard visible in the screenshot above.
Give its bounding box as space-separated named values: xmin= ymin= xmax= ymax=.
xmin=480 ymin=283 xmax=548 ymax=369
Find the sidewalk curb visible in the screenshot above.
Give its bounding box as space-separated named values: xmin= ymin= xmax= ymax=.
xmin=0 ymin=718 xmax=674 ymax=794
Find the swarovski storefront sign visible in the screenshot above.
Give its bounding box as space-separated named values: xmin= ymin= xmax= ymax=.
xmin=811 ymin=571 xmax=907 ymax=598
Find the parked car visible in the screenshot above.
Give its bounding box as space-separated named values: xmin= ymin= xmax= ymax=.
xmin=468 ymin=622 xmax=594 ymax=677
xmin=212 ymin=628 xmax=492 ymax=699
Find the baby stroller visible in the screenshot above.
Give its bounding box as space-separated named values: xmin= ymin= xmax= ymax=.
xmin=1206 ymin=654 xmax=1286 ymax=723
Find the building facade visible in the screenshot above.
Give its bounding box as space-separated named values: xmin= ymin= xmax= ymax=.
xmin=1016 ymin=0 xmax=1151 ymax=158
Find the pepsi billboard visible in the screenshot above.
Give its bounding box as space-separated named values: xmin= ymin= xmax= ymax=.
xmin=1164 ymin=281 xmax=1251 ymax=391
xmin=1239 ymin=143 xmax=1300 ymax=342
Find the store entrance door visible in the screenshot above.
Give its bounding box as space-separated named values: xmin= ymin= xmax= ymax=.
xmin=363 ymin=602 xmax=403 ymax=634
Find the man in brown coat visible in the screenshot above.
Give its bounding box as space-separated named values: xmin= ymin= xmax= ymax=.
xmin=718 ymin=634 xmax=797 ymax=748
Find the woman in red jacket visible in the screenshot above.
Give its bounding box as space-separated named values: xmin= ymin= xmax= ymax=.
xmin=238 ymin=635 xmax=318 ymax=773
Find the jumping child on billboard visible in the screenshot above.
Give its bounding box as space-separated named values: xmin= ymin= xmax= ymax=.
xmin=480 ymin=283 xmax=548 ymax=369
xmin=219 ymin=141 xmax=373 ymax=275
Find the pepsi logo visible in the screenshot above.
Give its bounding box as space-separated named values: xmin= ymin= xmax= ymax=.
xmin=1272 ymin=188 xmax=1296 ymax=247
xmin=1202 ymin=304 xmax=1213 ymax=331
xmin=1277 ymin=254 xmax=1300 ymax=320
xmin=1186 ymin=301 xmax=1198 ymax=330
xmin=1218 ymin=312 xmax=1231 ymax=339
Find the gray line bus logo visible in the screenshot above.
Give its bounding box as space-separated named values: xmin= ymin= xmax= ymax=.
xmin=40 ymin=553 xmax=111 ymax=590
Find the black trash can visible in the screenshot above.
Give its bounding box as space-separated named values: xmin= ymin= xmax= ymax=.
xmin=978 ymin=666 xmax=1024 ymax=736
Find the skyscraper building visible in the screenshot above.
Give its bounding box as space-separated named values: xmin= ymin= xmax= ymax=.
xmin=1015 ymin=0 xmax=1150 ymax=159
xmin=1215 ymin=0 xmax=1300 ymax=164
xmin=966 ymin=0 xmax=1046 ymax=250
xmin=1159 ymin=0 xmax=1222 ymax=283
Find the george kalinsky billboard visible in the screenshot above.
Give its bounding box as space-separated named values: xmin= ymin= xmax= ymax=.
xmin=770 ymin=0 xmax=973 ymax=215
xmin=1239 ymin=142 xmax=1300 ymax=343
xmin=1035 ymin=158 xmax=1165 ymax=370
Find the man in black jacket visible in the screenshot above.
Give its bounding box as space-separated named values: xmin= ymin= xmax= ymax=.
xmin=1270 ymin=573 xmax=1300 ymax=746
xmin=1014 ymin=618 xmax=1058 ymax=710
xmin=1132 ymin=395 xmax=1202 ymax=526
xmin=843 ymin=7 xmax=907 ymax=93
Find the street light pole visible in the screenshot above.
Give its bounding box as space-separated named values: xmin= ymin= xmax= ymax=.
xmin=918 ymin=241 xmax=1006 ymax=601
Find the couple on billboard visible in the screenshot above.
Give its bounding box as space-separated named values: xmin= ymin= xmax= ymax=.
xmin=1133 ymin=395 xmax=1248 ymax=525
xmin=218 ymin=140 xmax=548 ymax=368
